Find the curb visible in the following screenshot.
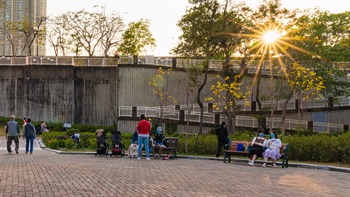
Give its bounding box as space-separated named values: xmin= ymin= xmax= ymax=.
xmin=38 ymin=142 xmax=350 ymax=173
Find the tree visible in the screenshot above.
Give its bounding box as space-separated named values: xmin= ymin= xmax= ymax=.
xmin=47 ymin=9 xmax=124 ymax=57
xmin=99 ymin=12 xmax=124 ymax=57
xmin=46 ymin=15 xmax=70 ymax=56
xmin=18 ymin=17 xmax=47 ymax=56
xmin=149 ymin=67 xmax=177 ymax=126
xmin=173 ymin=0 xmax=221 ymax=134
xmin=0 ymin=21 xmax=23 ymax=56
xmin=207 ymin=75 xmax=250 ymax=130
xmin=118 ymin=19 xmax=156 ymax=56
xmin=64 ymin=10 xmax=106 ymax=57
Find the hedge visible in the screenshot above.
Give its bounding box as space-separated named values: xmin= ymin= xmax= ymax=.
xmin=41 ymin=129 xmax=350 ymax=163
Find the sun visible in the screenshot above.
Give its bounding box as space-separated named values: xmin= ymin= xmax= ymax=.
xmin=262 ymin=30 xmax=280 ymax=44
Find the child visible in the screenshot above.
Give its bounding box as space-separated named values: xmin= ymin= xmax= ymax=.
xmin=128 ymin=143 xmax=138 ymax=158
xmin=71 ymin=130 xmax=80 ymax=144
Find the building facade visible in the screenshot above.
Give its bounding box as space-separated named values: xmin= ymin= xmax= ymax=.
xmin=0 ymin=0 xmax=47 ymax=56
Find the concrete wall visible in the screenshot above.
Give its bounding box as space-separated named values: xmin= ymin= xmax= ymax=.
xmin=1 ymin=64 xmax=349 ymax=128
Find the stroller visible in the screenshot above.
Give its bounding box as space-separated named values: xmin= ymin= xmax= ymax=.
xmin=36 ymin=126 xmax=42 ymax=135
xmin=110 ymin=130 xmax=124 ymax=157
xmin=95 ymin=129 xmax=109 ymax=156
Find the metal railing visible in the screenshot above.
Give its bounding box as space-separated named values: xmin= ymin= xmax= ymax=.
xmin=119 ymin=101 xmax=349 ymax=132
xmin=2 ymin=56 xmax=349 ymax=72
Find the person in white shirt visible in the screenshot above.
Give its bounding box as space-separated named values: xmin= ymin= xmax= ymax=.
xmin=248 ymin=130 xmax=266 ymax=166
xmin=262 ymin=131 xmax=282 ymax=168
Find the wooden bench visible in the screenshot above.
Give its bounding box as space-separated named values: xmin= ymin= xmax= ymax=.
xmin=153 ymin=137 xmax=179 ymax=159
xmin=224 ymin=141 xmax=289 ymax=168
xmin=223 ymin=141 xmax=250 ymax=163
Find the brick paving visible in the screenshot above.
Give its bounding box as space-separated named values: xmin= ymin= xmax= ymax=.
xmin=0 ymin=137 xmax=349 ymax=197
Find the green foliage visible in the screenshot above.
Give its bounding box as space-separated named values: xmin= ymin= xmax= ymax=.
xmin=165 ymin=123 xmax=177 ymax=135
xmin=41 ymin=129 xmax=350 ymax=163
xmin=43 ymin=131 xmax=134 ymax=151
xmin=118 ymin=18 xmax=156 ymax=56
xmin=72 ymin=124 xmax=116 ymax=132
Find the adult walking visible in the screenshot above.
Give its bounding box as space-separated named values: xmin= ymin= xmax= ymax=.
xmin=215 ymin=122 xmax=229 ymax=157
xmin=5 ymin=115 xmax=21 ymax=154
xmin=23 ymin=118 xmax=36 ymax=154
xmin=137 ymin=114 xmax=151 ymax=160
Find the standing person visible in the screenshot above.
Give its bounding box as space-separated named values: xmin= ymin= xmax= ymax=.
xmin=5 ymin=115 xmax=21 ymax=154
xmin=215 ymin=122 xmax=229 ymax=157
xmin=137 ymin=114 xmax=151 ymax=160
xmin=247 ymin=130 xmax=266 ymax=166
xmin=23 ymin=118 xmax=27 ymax=127
xmin=23 ymin=118 xmax=36 ymax=154
xmin=262 ymin=131 xmax=282 ymax=168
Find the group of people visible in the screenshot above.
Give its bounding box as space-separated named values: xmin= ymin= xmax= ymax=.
xmin=127 ymin=114 xmax=167 ymax=160
xmin=216 ymin=121 xmax=282 ymax=168
xmin=5 ymin=115 xmax=36 ymax=154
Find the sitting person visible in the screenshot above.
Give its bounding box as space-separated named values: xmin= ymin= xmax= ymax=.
xmin=262 ymin=130 xmax=282 ymax=168
xmin=71 ymin=130 xmax=80 ymax=144
xmin=95 ymin=129 xmax=107 ymax=149
xmin=247 ymin=130 xmax=266 ymax=166
xmin=128 ymin=143 xmax=138 ymax=158
xmin=40 ymin=121 xmax=49 ymax=132
xmin=153 ymin=127 xmax=166 ymax=159
xmin=131 ymin=128 xmax=138 ymax=144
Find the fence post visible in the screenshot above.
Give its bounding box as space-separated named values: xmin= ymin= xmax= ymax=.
xmin=132 ymin=106 xmax=137 ymax=118
xmin=295 ymin=99 xmax=299 ymax=110
xmin=251 ymin=101 xmax=256 ymax=112
xmin=208 ymin=103 xmax=213 ymax=113
xmin=179 ymin=110 xmax=185 ymax=122
xmin=214 ymin=113 xmax=220 ymax=126
xmin=172 ymin=57 xmax=177 ymax=68
xmin=328 ymin=97 xmax=334 ymax=108
xmin=307 ymin=121 xmax=313 ymax=132
xmin=133 ymin=55 xmax=138 ymax=65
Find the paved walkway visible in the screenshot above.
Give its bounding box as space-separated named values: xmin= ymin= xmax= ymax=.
xmin=0 ymin=137 xmax=349 ymax=196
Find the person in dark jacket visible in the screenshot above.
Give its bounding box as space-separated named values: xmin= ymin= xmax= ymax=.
xmin=5 ymin=115 xmax=21 ymax=154
xmin=215 ymin=121 xmax=229 ymax=157
xmin=23 ymin=118 xmax=36 ymax=154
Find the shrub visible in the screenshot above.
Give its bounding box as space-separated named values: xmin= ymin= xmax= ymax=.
xmin=65 ymin=139 xmax=76 ymax=149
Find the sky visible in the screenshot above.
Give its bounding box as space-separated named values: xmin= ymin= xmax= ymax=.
xmin=47 ymin=0 xmax=350 ymax=56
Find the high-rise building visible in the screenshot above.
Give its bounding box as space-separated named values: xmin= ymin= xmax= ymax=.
xmin=0 ymin=0 xmax=47 ymax=56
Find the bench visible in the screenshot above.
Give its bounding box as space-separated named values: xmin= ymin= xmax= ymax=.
xmin=153 ymin=137 xmax=179 ymax=159
xmin=223 ymin=141 xmax=250 ymax=163
xmin=224 ymin=141 xmax=289 ymax=168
